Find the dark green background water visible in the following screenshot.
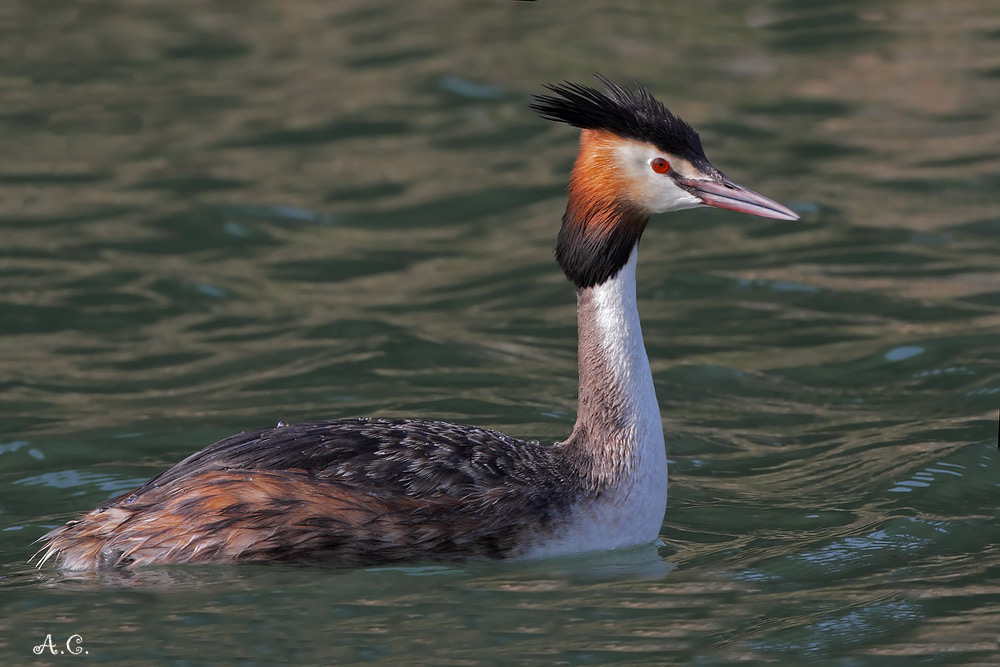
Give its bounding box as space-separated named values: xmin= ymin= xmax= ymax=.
xmin=2 ymin=1 xmax=999 ymax=664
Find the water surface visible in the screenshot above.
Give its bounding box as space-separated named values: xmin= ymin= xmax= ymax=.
xmin=2 ymin=1 xmax=999 ymax=664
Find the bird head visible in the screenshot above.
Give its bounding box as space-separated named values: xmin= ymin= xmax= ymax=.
xmin=531 ymin=76 xmax=798 ymax=288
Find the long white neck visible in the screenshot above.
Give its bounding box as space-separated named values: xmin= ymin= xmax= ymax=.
xmin=562 ymin=247 xmax=667 ymax=512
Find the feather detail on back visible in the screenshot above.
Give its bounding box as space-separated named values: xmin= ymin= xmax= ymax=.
xmin=35 ymin=419 xmax=588 ymax=570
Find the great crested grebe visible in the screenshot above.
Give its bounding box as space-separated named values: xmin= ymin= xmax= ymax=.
xmin=35 ymin=77 xmax=797 ymax=570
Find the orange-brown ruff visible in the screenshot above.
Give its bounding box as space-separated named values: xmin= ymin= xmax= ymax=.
xmin=35 ymin=77 xmax=798 ymax=570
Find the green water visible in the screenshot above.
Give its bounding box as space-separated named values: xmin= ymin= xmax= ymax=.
xmin=3 ymin=1 xmax=1000 ymax=664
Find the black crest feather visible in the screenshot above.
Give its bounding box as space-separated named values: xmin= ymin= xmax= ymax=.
xmin=529 ymin=75 xmax=710 ymax=169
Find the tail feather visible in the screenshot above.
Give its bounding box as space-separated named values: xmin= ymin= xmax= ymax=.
xmin=32 ymin=508 xmax=135 ymax=570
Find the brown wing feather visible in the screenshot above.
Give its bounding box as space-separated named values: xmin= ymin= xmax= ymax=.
xmin=43 ymin=470 xmax=510 ymax=570
xmin=39 ymin=470 xmax=534 ymax=569
xmin=36 ymin=419 xmax=588 ymax=570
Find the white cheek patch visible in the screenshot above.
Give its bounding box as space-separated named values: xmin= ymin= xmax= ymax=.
xmin=612 ymin=142 xmax=704 ymax=214
xmin=643 ymin=178 xmax=702 ymax=214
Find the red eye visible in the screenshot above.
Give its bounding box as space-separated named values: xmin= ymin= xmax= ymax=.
xmin=650 ymin=157 xmax=671 ymax=174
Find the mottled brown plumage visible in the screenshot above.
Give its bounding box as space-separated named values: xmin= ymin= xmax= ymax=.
xmin=36 ymin=419 xmax=590 ymax=569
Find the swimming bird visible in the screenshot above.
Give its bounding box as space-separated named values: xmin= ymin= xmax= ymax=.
xmin=35 ymin=77 xmax=798 ymax=570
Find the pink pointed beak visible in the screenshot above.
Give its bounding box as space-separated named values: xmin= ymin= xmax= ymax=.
xmin=679 ymin=176 xmax=799 ymax=221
